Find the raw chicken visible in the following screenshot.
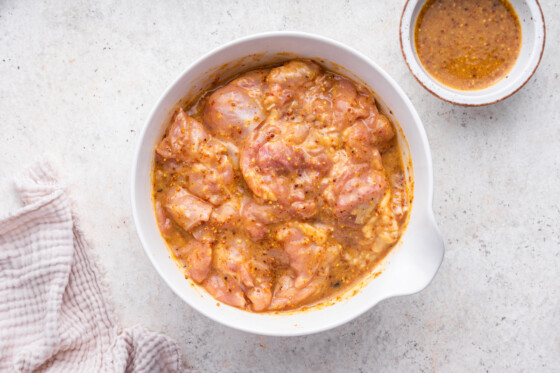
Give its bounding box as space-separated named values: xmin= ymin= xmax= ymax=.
xmin=156 ymin=108 xmax=234 ymax=205
xmin=165 ymin=186 xmax=213 ymax=232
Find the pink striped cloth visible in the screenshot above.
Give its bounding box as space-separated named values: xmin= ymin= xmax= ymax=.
xmin=0 ymin=162 xmax=182 ymax=372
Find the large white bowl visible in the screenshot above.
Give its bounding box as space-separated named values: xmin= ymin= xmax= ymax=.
xmin=131 ymin=32 xmax=444 ymax=336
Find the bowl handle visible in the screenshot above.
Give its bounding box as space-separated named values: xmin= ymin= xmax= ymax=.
xmin=400 ymin=211 xmax=445 ymax=294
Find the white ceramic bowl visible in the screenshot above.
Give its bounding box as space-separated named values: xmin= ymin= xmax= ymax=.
xmin=400 ymin=0 xmax=545 ymax=106
xmin=131 ymin=32 xmax=444 ymax=336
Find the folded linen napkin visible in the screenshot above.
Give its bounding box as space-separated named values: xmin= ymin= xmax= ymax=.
xmin=0 ymin=162 xmax=182 ymax=372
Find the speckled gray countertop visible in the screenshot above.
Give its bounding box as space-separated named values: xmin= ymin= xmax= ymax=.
xmin=1 ymin=1 xmax=559 ymax=372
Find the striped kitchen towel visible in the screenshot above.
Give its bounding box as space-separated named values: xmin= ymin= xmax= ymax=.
xmin=0 ymin=162 xmax=182 ymax=372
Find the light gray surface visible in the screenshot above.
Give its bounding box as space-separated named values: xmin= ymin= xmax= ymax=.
xmin=1 ymin=1 xmax=558 ymax=372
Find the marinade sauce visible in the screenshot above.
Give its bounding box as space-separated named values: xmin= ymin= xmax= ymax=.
xmin=414 ymin=0 xmax=522 ymax=90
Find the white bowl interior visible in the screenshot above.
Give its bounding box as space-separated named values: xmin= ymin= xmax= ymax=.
xmin=400 ymin=0 xmax=545 ymax=105
xmin=132 ymin=32 xmax=444 ymax=336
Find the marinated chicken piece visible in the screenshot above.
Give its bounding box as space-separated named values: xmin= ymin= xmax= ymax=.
xmin=269 ymin=223 xmax=340 ymax=310
xmin=186 ymin=163 xmax=233 ymax=206
xmin=173 ymin=236 xmax=213 ymax=283
xmin=207 ymin=198 xmax=291 ymax=241
xmin=246 ymin=283 xmax=272 ymax=312
xmin=268 ymin=272 xmax=325 ymax=310
xmin=202 ymin=70 xmax=268 ymax=141
xmin=299 ymin=74 xmax=333 ymax=124
xmin=331 ymin=77 xmax=368 ymax=130
xmin=300 ymin=75 xmax=377 ymax=131
xmin=165 ymin=187 xmax=213 ymax=232
xmin=156 ymin=108 xmax=213 ymax=161
xmin=300 ymin=73 xmax=394 ymax=153
xmin=209 ymin=200 xmax=240 ymax=229
xmin=265 ymin=60 xmax=321 ymax=110
xmin=240 ymin=120 xmax=332 ymax=219
xmin=323 ymin=141 xmax=387 ymax=226
xmin=323 ymin=156 xmax=387 ymax=226
xmin=231 ymin=69 xmax=270 ymax=98
xmin=342 ymin=116 xmax=394 ymax=156
xmin=275 ymin=223 xmax=335 ymax=288
xmin=344 ymin=121 xmax=381 ymax=162
xmin=203 ymin=274 xmax=246 ymax=308
xmin=213 ymin=236 xmax=274 ymax=311
xmin=240 ymin=199 xmax=288 ymax=240
xmin=244 ymin=255 xmax=273 ymax=311
xmin=156 ymin=109 xmax=234 ymax=205
xmin=213 ymin=236 xmax=254 ymax=287
xmin=368 ymin=114 xmax=394 ymax=147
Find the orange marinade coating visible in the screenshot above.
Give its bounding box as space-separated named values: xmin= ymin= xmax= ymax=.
xmin=152 ymin=61 xmax=410 ymax=312
xmin=415 ymin=0 xmax=522 ymax=90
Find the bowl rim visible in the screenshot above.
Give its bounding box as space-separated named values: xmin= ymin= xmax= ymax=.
xmin=131 ymin=31 xmax=443 ymax=336
xmin=399 ymin=0 xmax=546 ymax=107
